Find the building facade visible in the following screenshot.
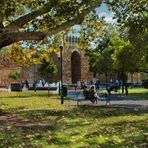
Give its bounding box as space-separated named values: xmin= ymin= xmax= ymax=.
xmin=0 ymin=36 xmax=93 ymax=85
xmin=0 ymin=35 xmax=147 ymax=86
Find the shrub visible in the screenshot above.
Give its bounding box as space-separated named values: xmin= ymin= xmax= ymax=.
xmin=8 ymin=71 xmax=21 ymax=80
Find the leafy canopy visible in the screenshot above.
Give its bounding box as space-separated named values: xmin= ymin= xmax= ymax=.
xmin=0 ymin=0 xmax=102 ymax=49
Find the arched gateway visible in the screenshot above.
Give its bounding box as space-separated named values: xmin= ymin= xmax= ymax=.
xmin=71 ymin=51 xmax=81 ymax=83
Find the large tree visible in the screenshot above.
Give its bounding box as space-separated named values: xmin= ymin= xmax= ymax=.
xmin=111 ymin=35 xmax=135 ymax=95
xmin=0 ymin=0 xmax=102 ymax=49
xmin=106 ymin=0 xmax=148 ymax=73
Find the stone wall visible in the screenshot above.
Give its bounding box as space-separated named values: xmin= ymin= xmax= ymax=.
xmin=62 ymin=47 xmax=72 ymax=82
xmin=0 ymin=67 xmax=22 ymax=87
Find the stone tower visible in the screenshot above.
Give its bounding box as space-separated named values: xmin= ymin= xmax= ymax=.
xmin=62 ymin=36 xmax=93 ymax=83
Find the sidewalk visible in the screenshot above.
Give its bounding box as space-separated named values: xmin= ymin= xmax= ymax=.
xmin=64 ymin=99 xmax=148 ymax=108
xmin=64 ymin=94 xmax=148 ymax=110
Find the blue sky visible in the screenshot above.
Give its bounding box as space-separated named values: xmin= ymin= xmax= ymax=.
xmin=69 ymin=3 xmax=115 ymax=37
xmin=96 ymin=3 xmax=115 ymax=23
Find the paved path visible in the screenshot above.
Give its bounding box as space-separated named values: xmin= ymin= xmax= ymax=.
xmin=64 ymin=99 xmax=148 ymax=109
xmin=1 ymin=88 xmax=148 ymax=109
xmin=65 ymin=91 xmax=148 ymax=109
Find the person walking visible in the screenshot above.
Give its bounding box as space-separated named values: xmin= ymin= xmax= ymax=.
xmin=95 ymin=79 xmax=100 ymax=90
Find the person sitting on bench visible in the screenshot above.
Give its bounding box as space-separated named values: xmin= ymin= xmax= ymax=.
xmin=83 ymin=86 xmax=99 ymax=104
xmin=83 ymin=86 xmax=90 ymax=99
xmin=89 ymin=85 xmax=99 ymax=104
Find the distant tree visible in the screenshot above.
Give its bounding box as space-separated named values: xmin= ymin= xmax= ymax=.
xmin=87 ymin=25 xmax=117 ymax=88
xmin=38 ymin=57 xmax=57 ymax=82
xmin=8 ymin=71 xmax=21 ymax=80
xmin=111 ymin=35 xmax=137 ymax=95
xmin=106 ymin=0 xmax=148 ymax=73
xmin=88 ymin=46 xmax=113 ymax=88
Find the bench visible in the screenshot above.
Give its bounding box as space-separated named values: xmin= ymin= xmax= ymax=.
xmin=66 ymin=90 xmax=86 ymax=105
xmin=66 ymin=90 xmax=110 ymax=106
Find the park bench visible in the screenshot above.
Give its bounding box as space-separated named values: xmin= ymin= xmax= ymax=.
xmin=66 ymin=90 xmax=110 ymax=106
xmin=66 ymin=90 xmax=85 ymax=105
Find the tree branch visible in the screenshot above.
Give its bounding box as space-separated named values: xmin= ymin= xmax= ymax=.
xmin=5 ymin=0 xmax=100 ymax=32
xmin=0 ymin=0 xmax=101 ymax=49
xmin=5 ymin=4 xmax=53 ymax=32
xmin=0 ymin=17 xmax=83 ymax=48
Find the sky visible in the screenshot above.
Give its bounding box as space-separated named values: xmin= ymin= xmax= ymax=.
xmin=68 ymin=3 xmax=115 ymax=37
xmin=96 ymin=3 xmax=115 ymax=23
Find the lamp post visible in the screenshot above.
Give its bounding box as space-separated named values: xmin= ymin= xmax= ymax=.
xmin=33 ymin=64 xmax=36 ymax=92
xmin=57 ymin=54 xmax=61 ymax=95
xmin=60 ymin=46 xmax=64 ymax=104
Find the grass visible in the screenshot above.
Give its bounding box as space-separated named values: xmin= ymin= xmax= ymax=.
xmin=0 ymin=91 xmax=148 ymax=148
xmin=101 ymin=88 xmax=148 ymax=99
xmin=126 ymin=88 xmax=148 ymax=99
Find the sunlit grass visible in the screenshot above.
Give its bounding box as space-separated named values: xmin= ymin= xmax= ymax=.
xmin=100 ymin=88 xmax=148 ymax=99
xmin=0 ymin=92 xmax=147 ymax=148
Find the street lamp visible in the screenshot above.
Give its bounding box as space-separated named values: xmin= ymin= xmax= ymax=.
xmin=33 ymin=64 xmax=36 ymax=92
xmin=60 ymin=46 xmax=64 ymax=104
xmin=57 ymin=54 xmax=61 ymax=95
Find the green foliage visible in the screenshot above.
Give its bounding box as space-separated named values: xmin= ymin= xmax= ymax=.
xmin=0 ymin=0 xmax=104 ymax=49
xmin=8 ymin=71 xmax=21 ymax=80
xmin=80 ymin=11 xmax=104 ymax=50
xmin=88 ymin=47 xmax=113 ymax=75
xmin=87 ymin=25 xmax=117 ymax=75
xmin=111 ymin=36 xmax=135 ymax=72
xmin=106 ymin=0 xmax=148 ymax=73
xmin=88 ymin=26 xmax=146 ymax=77
xmin=38 ymin=57 xmax=57 ymax=80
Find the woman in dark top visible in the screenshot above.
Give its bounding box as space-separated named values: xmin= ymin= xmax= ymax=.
xmin=89 ymin=86 xmax=99 ymax=104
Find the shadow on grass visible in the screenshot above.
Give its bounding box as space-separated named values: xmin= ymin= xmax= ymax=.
xmin=4 ymin=105 xmax=148 ymax=119
xmin=0 ymin=105 xmax=147 ymax=148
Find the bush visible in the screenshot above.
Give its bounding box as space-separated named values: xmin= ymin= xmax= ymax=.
xmin=8 ymin=71 xmax=21 ymax=80
xmin=142 ymin=78 xmax=148 ymax=89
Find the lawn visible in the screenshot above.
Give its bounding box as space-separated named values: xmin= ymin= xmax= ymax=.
xmin=126 ymin=88 xmax=148 ymax=99
xmin=0 ymin=92 xmax=147 ymax=148
xmin=101 ymin=88 xmax=148 ymax=99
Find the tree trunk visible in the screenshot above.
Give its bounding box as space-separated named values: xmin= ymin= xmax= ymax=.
xmin=131 ymin=72 xmax=133 ymax=88
xmin=105 ymin=72 xmax=108 ymax=90
xmin=121 ymin=72 xmax=125 ymax=94
xmin=121 ymin=71 xmax=128 ymax=95
xmin=125 ymin=83 xmax=128 ymax=95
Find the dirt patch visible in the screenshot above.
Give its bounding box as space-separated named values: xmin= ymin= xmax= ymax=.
xmin=0 ymin=113 xmax=52 ymax=130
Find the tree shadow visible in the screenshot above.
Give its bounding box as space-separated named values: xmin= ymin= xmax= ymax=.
xmin=4 ymin=104 xmax=148 ymax=122
xmin=83 ymin=118 xmax=147 ymax=147
xmin=0 ymin=103 xmax=147 ymax=148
